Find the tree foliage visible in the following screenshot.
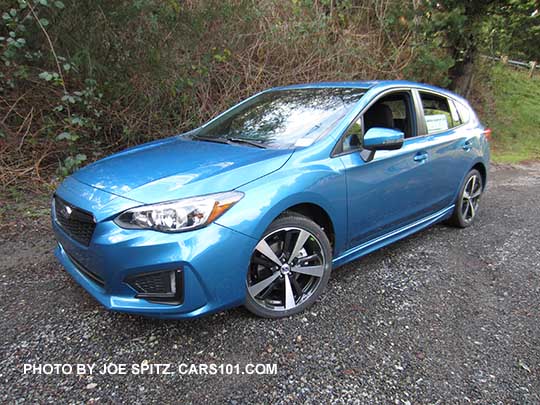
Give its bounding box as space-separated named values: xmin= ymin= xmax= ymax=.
xmin=0 ymin=0 xmax=537 ymax=187
xmin=482 ymin=0 xmax=540 ymax=61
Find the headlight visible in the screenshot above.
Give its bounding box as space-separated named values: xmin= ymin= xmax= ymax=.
xmin=114 ymin=191 xmax=244 ymax=232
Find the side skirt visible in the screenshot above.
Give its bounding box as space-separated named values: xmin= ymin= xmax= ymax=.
xmin=332 ymin=205 xmax=454 ymax=268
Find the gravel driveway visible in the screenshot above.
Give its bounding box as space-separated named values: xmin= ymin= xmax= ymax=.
xmin=1 ymin=163 xmax=539 ymax=404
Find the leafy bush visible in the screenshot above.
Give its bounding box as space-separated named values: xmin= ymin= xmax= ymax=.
xmin=0 ymin=0 xmax=101 ymax=180
xmin=1 ymin=0 xmax=536 ymax=190
xmin=2 ymin=0 xmax=430 ymax=187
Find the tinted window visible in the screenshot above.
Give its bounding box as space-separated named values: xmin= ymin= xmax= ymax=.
xmin=341 ymin=116 xmax=363 ymax=153
xmin=379 ymin=97 xmax=412 ymax=138
xmin=454 ymin=100 xmax=471 ymax=124
xmin=420 ymin=92 xmax=460 ymax=134
xmin=449 ymin=100 xmax=462 ymax=126
xmin=338 ymin=91 xmax=413 ymax=154
xmin=195 ymin=88 xmax=365 ymax=149
xmin=384 ymin=99 xmax=407 ymax=120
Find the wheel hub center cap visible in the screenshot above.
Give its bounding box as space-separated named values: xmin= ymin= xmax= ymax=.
xmin=280 ymin=263 xmax=291 ymax=275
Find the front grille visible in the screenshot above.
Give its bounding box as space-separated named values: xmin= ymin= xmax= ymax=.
xmin=66 ymin=251 xmax=105 ymax=288
xmin=54 ymin=196 xmax=96 ymax=246
xmin=125 ymin=270 xmax=183 ymax=304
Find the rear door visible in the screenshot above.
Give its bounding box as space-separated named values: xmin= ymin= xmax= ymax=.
xmin=413 ymin=90 xmax=475 ymax=211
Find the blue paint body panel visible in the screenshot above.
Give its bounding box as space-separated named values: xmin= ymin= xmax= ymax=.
xmin=52 ymin=80 xmax=490 ymax=318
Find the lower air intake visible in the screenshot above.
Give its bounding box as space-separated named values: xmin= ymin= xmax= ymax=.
xmin=125 ymin=269 xmax=183 ymax=304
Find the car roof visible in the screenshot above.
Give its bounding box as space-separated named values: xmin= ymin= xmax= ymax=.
xmin=270 ymin=80 xmax=466 ymax=103
xmin=271 ymin=81 xmax=378 ymax=90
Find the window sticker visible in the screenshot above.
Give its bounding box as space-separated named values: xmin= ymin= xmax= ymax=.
xmin=425 ymin=114 xmax=449 ymax=133
xmin=295 ymin=137 xmax=315 ymax=147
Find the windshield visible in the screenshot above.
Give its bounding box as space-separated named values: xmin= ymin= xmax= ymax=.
xmin=192 ymin=88 xmax=365 ymax=149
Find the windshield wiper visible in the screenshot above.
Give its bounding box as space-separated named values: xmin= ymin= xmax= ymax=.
xmin=191 ymin=134 xmax=267 ymax=149
xmin=226 ymin=137 xmax=267 ymax=149
xmin=191 ymin=135 xmax=230 ymax=144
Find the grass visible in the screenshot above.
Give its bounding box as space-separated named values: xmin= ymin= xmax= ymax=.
xmin=484 ymin=64 xmax=540 ymax=163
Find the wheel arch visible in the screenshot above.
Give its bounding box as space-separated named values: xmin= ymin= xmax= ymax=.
xmin=217 ymin=162 xmax=348 ymax=256
xmin=219 ymin=190 xmax=345 ymax=256
xmin=471 ymin=161 xmax=487 ymax=189
xmin=448 ymin=158 xmax=488 ymax=210
xmin=280 ymin=203 xmax=336 ymax=250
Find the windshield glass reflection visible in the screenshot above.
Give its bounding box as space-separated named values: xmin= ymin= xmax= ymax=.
xmin=194 ymin=88 xmax=365 ymax=149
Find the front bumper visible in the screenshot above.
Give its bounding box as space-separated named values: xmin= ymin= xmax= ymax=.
xmin=53 ymin=205 xmax=257 ymax=319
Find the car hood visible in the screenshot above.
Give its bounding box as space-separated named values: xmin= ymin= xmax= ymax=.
xmin=72 ymin=136 xmax=293 ymax=204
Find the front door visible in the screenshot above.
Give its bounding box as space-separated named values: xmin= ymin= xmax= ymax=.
xmin=337 ymin=90 xmax=438 ymax=248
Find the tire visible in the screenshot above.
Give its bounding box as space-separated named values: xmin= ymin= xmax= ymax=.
xmin=448 ymin=169 xmax=483 ymax=228
xmin=244 ymin=213 xmax=332 ymax=318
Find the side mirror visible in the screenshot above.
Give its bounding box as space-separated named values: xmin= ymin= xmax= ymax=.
xmin=363 ymin=127 xmax=404 ymax=151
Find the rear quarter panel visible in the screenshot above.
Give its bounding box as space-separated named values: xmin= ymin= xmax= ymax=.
xmin=450 ymin=101 xmax=491 ymax=200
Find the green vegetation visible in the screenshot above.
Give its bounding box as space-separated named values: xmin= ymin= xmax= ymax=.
xmin=482 ymin=0 xmax=540 ymax=63
xmin=0 ymin=0 xmax=424 ymax=188
xmin=482 ymin=65 xmax=540 ymax=163
xmin=0 ymin=0 xmax=538 ymax=191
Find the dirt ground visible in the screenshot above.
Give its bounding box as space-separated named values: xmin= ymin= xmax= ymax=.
xmin=1 ymin=163 xmax=539 ymax=404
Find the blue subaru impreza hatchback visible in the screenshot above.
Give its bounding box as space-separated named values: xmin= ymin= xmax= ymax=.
xmin=52 ymin=81 xmax=490 ymax=319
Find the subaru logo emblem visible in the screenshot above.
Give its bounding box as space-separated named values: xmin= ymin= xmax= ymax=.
xmin=61 ymin=204 xmax=73 ymax=219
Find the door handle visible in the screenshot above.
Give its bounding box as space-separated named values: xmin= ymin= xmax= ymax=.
xmin=413 ymin=152 xmax=428 ymax=162
xmin=462 ymin=140 xmax=472 ymax=151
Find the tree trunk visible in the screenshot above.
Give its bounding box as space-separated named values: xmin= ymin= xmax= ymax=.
xmin=451 ymin=59 xmax=475 ymax=96
xmin=449 ymin=32 xmax=476 ymax=96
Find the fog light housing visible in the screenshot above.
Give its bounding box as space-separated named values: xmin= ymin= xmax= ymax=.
xmin=125 ymin=269 xmax=183 ymax=305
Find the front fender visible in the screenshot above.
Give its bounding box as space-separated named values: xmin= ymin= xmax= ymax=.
xmin=215 ymin=159 xmax=348 ymax=256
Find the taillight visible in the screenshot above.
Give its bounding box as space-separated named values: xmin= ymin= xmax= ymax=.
xmin=483 ymin=128 xmax=492 ymax=141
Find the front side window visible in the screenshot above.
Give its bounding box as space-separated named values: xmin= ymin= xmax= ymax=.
xmin=420 ymin=92 xmax=460 ymax=134
xmin=194 ymin=88 xmax=365 ymax=149
xmin=341 ymin=116 xmax=363 ymax=153
xmin=337 ymin=91 xmax=413 ymax=155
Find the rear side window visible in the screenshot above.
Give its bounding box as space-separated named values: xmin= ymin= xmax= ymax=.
xmin=454 ymin=100 xmax=471 ymax=124
xmin=419 ymin=92 xmax=460 ymax=134
xmin=449 ymin=100 xmax=462 ymax=126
